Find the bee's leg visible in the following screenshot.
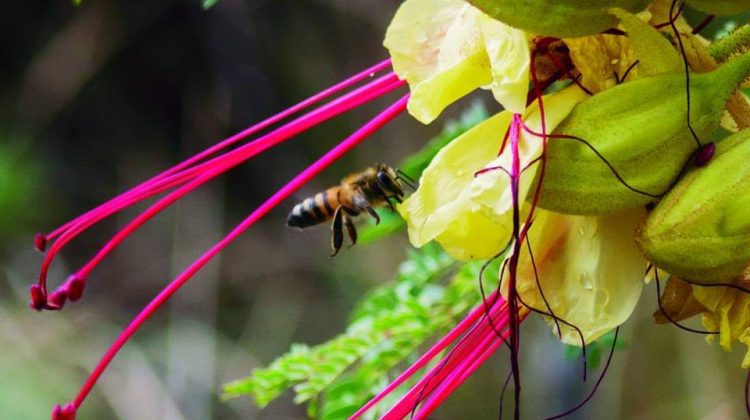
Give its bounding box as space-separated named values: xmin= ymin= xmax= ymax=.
xmin=344 ymin=215 xmax=357 ymax=247
xmin=372 ymin=183 xmax=395 ymax=212
xmin=384 ymin=198 xmax=395 ymax=212
xmin=330 ymin=206 xmax=344 ymax=258
xmin=354 ymin=192 xmax=380 ymax=225
xmin=366 ymin=206 xmax=380 ymax=225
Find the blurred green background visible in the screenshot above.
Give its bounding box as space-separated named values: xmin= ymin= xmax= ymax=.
xmin=1 ymin=1 xmax=748 ymax=419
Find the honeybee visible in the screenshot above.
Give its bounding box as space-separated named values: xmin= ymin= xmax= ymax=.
xmin=286 ymin=163 xmax=414 ymax=257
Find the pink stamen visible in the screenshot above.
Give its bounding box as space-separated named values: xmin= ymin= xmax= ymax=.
xmin=34 ymin=233 xmax=47 ymax=253
xmin=415 ymin=319 xmax=512 ymax=419
xmin=72 ymin=74 xmax=402 ymax=284
xmin=51 ymin=402 xmax=76 ymax=420
xmin=379 ymin=302 xmax=523 ymax=420
xmin=401 ymin=313 xmax=510 ymax=417
xmin=351 ymin=292 xmax=500 ymax=418
xmin=352 ymin=293 xmax=520 ymax=419
xmin=44 ymin=59 xmax=393 ymax=243
xmin=29 ymin=284 xmax=47 ymax=311
xmin=52 ymin=95 xmax=409 ymax=418
xmin=35 ymin=71 xmax=403 ymax=302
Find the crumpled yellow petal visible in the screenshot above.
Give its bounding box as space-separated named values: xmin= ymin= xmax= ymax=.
xmin=562 ymin=9 xmax=683 ymax=93
xmin=384 ymin=0 xmax=529 ymax=124
xmin=692 ymin=285 xmax=750 ymax=368
xmin=398 ymin=86 xmax=586 ymax=260
xmin=507 ymin=208 xmax=647 ymax=345
xmin=610 ymin=9 xmax=681 ymax=77
xmin=565 ymin=33 xmax=636 ymax=93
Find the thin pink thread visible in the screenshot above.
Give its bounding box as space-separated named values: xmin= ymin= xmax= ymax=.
xmin=37 ymin=71 xmax=402 ymax=293
xmin=44 ymin=59 xmax=393 ymax=242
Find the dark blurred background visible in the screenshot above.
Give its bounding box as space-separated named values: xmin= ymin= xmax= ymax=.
xmin=1 ymin=1 xmax=748 ymax=419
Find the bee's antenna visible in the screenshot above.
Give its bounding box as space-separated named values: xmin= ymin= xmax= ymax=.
xmin=396 ymin=169 xmax=417 ymax=190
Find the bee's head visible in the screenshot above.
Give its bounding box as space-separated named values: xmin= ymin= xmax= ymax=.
xmin=373 ymin=164 xmax=400 ymax=196
xmin=375 ymin=163 xmax=415 ymax=200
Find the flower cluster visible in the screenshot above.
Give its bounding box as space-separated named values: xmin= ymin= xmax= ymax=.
xmin=371 ymin=0 xmax=750 ymax=416
xmin=33 ymin=0 xmax=750 ymax=418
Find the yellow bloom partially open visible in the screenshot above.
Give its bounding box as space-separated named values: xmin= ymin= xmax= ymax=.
xmin=508 ymin=208 xmax=647 ymax=345
xmin=398 ymin=86 xmax=587 ymax=260
xmin=384 ymin=0 xmax=530 ymax=124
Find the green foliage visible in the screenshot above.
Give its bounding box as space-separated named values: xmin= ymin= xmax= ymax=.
xmin=358 ymin=101 xmax=489 ymax=244
xmin=224 ymin=242 xmax=491 ymax=417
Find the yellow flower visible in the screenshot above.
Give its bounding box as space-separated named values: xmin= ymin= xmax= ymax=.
xmin=397 ymin=86 xmax=586 ymax=260
xmin=384 ymin=0 xmax=530 ymax=124
xmin=507 ymin=208 xmax=648 ymax=345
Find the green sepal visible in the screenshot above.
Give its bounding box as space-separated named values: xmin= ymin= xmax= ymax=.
xmin=465 ymin=0 xmax=651 ymax=38
xmin=537 ymin=51 xmax=750 ymax=215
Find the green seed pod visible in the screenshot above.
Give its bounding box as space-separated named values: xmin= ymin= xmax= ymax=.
xmin=536 ymin=51 xmax=750 ymax=215
xmin=466 ymin=0 xmax=651 ymax=38
xmin=637 ymin=129 xmax=750 ymax=284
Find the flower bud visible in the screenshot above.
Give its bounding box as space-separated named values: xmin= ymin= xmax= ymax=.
xmin=637 ymin=129 xmax=750 ymax=284
xmin=466 ymin=0 xmax=651 ymax=38
xmin=537 ymin=51 xmax=750 ymax=215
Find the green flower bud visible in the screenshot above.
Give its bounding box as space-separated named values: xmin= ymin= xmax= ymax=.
xmin=637 ymin=129 xmax=750 ymax=284
xmin=537 ymin=51 xmax=750 ymax=215
xmin=465 ymin=0 xmax=651 ymax=38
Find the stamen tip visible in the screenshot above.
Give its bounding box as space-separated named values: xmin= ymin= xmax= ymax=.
xmin=66 ymin=274 xmax=86 ymax=302
xmin=51 ymin=402 xmax=77 ymax=420
xmin=34 ymin=233 xmax=48 ymax=253
xmin=29 ymin=284 xmax=47 ymax=311
xmin=694 ymin=142 xmax=716 ymax=167
xmin=46 ymin=290 xmax=68 ymax=311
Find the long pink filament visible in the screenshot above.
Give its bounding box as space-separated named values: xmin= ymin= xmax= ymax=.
xmin=71 ymin=74 xmax=403 ymax=282
xmin=38 ymin=71 xmax=403 ymax=292
xmin=352 ymin=295 xmax=523 ymax=419
xmin=44 ymin=58 xmax=392 ymax=242
xmin=351 ymin=292 xmax=500 ymax=418
xmin=63 ymin=95 xmax=408 ymax=415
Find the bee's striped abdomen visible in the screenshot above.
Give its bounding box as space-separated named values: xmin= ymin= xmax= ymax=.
xmin=286 ymin=189 xmax=340 ymax=228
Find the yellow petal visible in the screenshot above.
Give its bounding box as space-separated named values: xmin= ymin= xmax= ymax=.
xmin=478 ymin=14 xmax=530 ymax=114
xmin=565 ymin=33 xmax=636 ymax=93
xmin=384 ymin=0 xmax=530 ymax=123
xmin=398 ymin=86 xmax=586 ymax=260
xmin=508 ymin=208 xmax=647 ymax=345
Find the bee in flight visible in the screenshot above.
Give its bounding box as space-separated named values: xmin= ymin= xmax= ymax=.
xmin=286 ymin=163 xmax=415 ymax=257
